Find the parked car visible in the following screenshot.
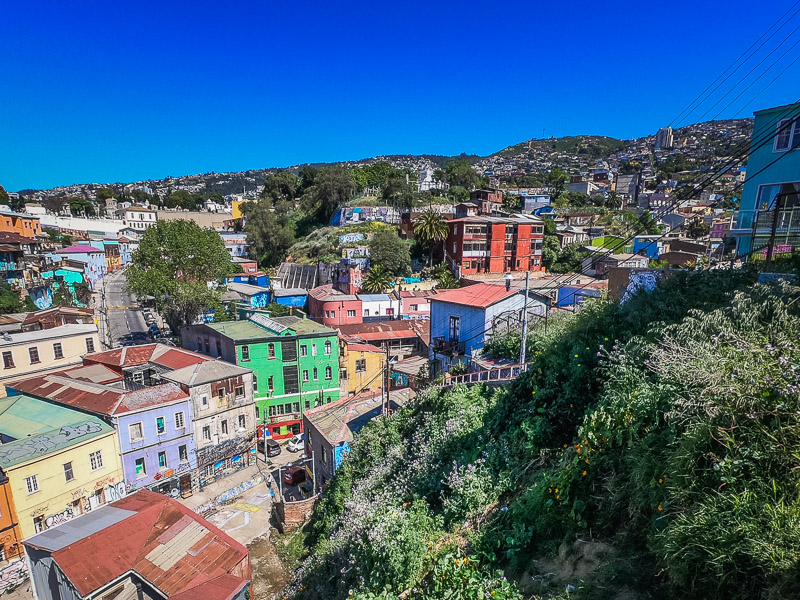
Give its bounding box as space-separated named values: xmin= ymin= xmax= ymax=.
xmin=283 ymin=465 xmax=306 ymax=486
xmin=287 ymin=434 xmax=305 ymax=452
xmin=259 ymin=439 xmax=281 ymax=458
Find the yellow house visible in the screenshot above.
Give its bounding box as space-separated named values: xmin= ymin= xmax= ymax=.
xmin=0 ymin=395 xmax=125 ymax=540
xmin=339 ymin=340 xmax=385 ymax=396
xmin=0 ymin=324 xmax=100 ymax=398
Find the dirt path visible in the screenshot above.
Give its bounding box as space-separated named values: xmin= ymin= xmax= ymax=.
xmin=249 ymin=535 xmax=291 ymax=600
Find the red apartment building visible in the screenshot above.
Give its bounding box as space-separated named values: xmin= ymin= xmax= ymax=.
xmin=308 ymin=284 xmax=363 ymax=326
xmin=445 ymin=215 xmax=545 ymax=276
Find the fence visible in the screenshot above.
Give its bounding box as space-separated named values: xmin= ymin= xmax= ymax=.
xmin=444 ymin=362 xmax=534 ymax=386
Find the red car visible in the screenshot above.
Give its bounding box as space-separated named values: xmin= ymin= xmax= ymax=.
xmin=283 ymin=465 xmax=307 ymax=486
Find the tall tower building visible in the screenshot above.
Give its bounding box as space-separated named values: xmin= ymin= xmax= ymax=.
xmin=655 ymin=126 xmax=674 ymax=149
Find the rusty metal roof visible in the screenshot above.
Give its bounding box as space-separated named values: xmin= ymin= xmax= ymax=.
xmin=25 ymin=490 xmax=249 ymax=598
xmin=84 ymin=343 xmax=210 ymax=371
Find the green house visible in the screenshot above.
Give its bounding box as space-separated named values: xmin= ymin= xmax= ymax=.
xmin=182 ymin=314 xmax=340 ymax=439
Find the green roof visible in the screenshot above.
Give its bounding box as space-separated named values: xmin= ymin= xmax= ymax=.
xmin=0 ymin=395 xmax=115 ymax=469
xmin=206 ymin=315 xmax=336 ymax=342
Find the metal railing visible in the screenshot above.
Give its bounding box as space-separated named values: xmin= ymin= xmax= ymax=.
xmin=444 ymin=361 xmax=535 ymax=386
xmin=432 ymin=337 xmax=466 ymax=356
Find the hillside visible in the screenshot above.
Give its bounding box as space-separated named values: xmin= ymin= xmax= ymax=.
xmin=286 ymin=267 xmax=800 ymax=600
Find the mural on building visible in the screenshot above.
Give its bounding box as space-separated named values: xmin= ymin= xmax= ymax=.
xmin=28 ymin=285 xmax=53 ymax=309
xmin=620 ymin=270 xmax=663 ymax=304
xmin=0 ymin=421 xmax=103 ymax=465
xmin=193 ymin=474 xmax=264 ymax=514
xmin=338 ymin=232 xmax=365 ymax=245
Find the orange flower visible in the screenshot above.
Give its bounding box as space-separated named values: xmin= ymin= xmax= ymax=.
xmin=582 ymin=470 xmax=587 ymax=476
xmin=658 ymin=504 xmax=663 ymax=511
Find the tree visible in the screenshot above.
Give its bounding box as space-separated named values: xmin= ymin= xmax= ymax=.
xmin=0 ymin=281 xmax=25 ymax=314
xmin=448 ymin=185 xmax=469 ymax=204
xmin=68 ymin=197 xmax=95 ymax=217
xmin=413 ymin=210 xmax=448 ymax=266
xmin=361 ymin=265 xmax=394 ymax=293
xmin=542 ymin=235 xmax=562 ymax=270
xmin=444 ymin=160 xmax=481 ymax=190
xmin=261 ymin=171 xmax=298 ymax=202
xmin=380 ymin=177 xmax=414 ymax=210
xmin=96 ymin=187 xmax=115 ymax=202
xmin=550 ymin=244 xmax=590 ymax=273
xmin=686 ymin=219 xmax=710 ymax=239
xmin=126 ymin=220 xmax=235 ymax=326
xmin=432 ymin=263 xmax=459 ymax=289
xmin=303 ymin=166 xmax=355 ymax=223
xmin=298 ymin=165 xmax=318 ymax=193
xmin=242 ymin=198 xmax=295 ymax=267
xmin=369 ymin=229 xmax=411 ymax=276
xmin=638 ymin=210 xmax=662 ymax=234
xmin=0 ymin=185 xmax=9 ymax=207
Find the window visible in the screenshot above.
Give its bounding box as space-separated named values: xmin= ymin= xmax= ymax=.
xmin=221 ymin=420 xmax=228 ymax=434
xmin=90 ymin=450 xmax=103 ymax=470
xmin=363 ymin=309 xmax=370 ymax=316
xmin=305 ymin=400 xmax=311 ymax=410
xmin=311 ymin=344 xmax=317 ymax=357
xmin=325 ymin=340 xmax=332 ymax=355
xmin=313 ymin=367 xmax=318 ymax=380
xmin=235 ymin=385 xmax=244 ymax=398
xmin=202 ymin=426 xmax=211 ymax=440
xmin=409 ymin=304 xmax=418 ymax=311
xmin=300 ymin=344 xmax=308 ymax=357
xmin=325 ymin=366 xmax=332 ymax=380
xmin=179 ymin=445 xmax=188 ymax=462
xmin=253 ymin=375 xmax=258 ymax=393
xmin=33 ymin=516 xmax=45 ymax=533
xmin=448 ymin=315 xmax=461 ymax=341
xmin=340 ymin=367 xmax=348 ymax=380
xmin=200 ymin=394 xmax=209 ymax=409
xmin=356 ymin=359 xmax=366 ymax=373
xmin=268 ymin=343 xmax=275 ymax=359
xmin=255 ymin=405 xmax=260 ymax=419
xmin=269 ymin=405 xmax=276 ymax=417
xmin=347 ymin=310 xmax=356 ymax=317
xmin=129 ymin=422 xmax=144 ymax=442
xmin=756 ymin=182 xmax=800 ymax=211
xmin=135 ymin=457 xmax=146 ymax=476
xmin=327 ymin=396 xmax=331 ymax=403
xmin=238 ymin=414 xmax=246 ymax=429
xmin=158 ymin=451 xmax=167 ymax=468
xmin=216 ymin=340 xmax=222 ymax=357
xmin=283 ymin=364 xmax=299 ymax=394
xmin=292 ymin=402 xmax=300 ymax=413
xmin=331 ymin=311 xmax=336 ymax=318
xmin=63 ymin=462 xmax=74 ymax=482
xmin=156 ymin=416 xmax=165 ymax=435
xmin=53 ymin=343 xmax=63 ymax=359
xmin=204 ymin=338 xmax=210 ymax=354
xmin=29 ymin=347 xmax=40 ymax=364
xmin=322 ymin=447 xmax=327 ymax=464
xmin=268 ymin=375 xmax=274 ymax=391
xmin=85 ymin=337 xmax=95 ymax=353
xmin=174 ymin=411 xmax=185 ymax=429
xmin=303 ymin=370 xmax=309 ymax=382
xmin=774 ymin=117 xmax=800 ymax=151
xmin=241 ymin=345 xmax=250 ymax=361
xmin=2 ymin=351 xmax=13 ymax=369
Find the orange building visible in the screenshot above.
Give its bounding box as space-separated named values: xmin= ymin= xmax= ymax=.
xmin=0 ymin=211 xmax=41 ymax=239
xmin=0 ymin=468 xmax=25 ymax=588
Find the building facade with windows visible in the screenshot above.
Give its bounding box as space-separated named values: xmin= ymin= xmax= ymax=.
xmin=0 ymin=466 xmax=24 ymax=588
xmin=181 ymin=313 xmax=340 ymax=440
xmin=339 ymin=340 xmax=384 ymax=396
xmin=445 ymin=215 xmax=545 ymax=277
xmin=0 ymin=395 xmax=124 ymax=540
xmin=162 ymin=361 xmax=255 ymax=489
xmin=0 ymin=324 xmax=99 ymax=398
xmin=120 ymin=206 xmax=157 ymax=231
xmin=9 ymin=365 xmax=198 ymax=497
xmin=730 ymin=103 xmax=800 ymax=259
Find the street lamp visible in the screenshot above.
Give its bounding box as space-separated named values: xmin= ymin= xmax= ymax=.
xmin=503 ymin=272 xmax=513 ymax=291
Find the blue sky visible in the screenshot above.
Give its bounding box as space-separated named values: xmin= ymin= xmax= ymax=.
xmin=2 ymin=0 xmax=799 ymax=191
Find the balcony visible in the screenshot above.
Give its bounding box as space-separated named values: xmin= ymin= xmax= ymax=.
xmin=432 ymin=337 xmax=466 ymax=356
xmin=0 ymin=261 xmax=19 ymax=272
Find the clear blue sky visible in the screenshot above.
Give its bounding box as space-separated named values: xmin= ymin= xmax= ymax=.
xmin=2 ymin=0 xmax=800 ymax=191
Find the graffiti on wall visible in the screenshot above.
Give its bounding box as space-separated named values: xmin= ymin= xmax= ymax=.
xmin=621 ymin=270 xmax=663 ymax=304
xmin=0 ymin=559 xmax=28 ymax=595
xmin=193 ymin=474 xmax=264 ymax=515
xmin=250 ymin=293 xmax=270 ymax=308
xmin=28 ymin=285 xmax=53 ymax=310
xmin=0 ymin=421 xmax=103 ymax=465
xmin=338 ymin=232 xmax=365 ymax=245
xmin=196 ymin=435 xmax=254 ymax=469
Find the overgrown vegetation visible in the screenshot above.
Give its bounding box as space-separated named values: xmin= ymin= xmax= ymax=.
xmin=288 ymin=268 xmax=800 ymax=600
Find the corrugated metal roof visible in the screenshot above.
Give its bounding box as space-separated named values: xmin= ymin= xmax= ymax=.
xmin=33 ymin=490 xmax=249 ymax=598
xmin=430 ymin=284 xmax=518 ymax=309
xmin=0 ymin=323 xmax=98 ymax=347
xmin=163 ymin=360 xmax=251 ymax=387
xmin=0 ymin=395 xmax=114 ymax=468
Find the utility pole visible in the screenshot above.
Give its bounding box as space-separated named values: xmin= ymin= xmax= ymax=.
xmin=383 ymin=345 xmax=390 ymax=415
xmin=764 ymin=193 xmax=784 ymax=270
xmin=519 ymin=271 xmax=529 ymax=370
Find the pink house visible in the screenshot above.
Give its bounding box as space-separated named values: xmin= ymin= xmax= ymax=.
xmin=395 ymin=290 xmax=436 ymax=320
xmin=308 ymin=284 xmax=363 ymax=326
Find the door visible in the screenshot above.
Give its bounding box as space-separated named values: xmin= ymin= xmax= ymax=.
xmin=180 ymin=474 xmax=192 ymax=495
xmin=448 ymin=315 xmax=461 ymax=341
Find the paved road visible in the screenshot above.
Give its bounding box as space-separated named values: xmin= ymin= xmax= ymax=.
xmin=102 ymin=268 xmax=151 ymax=347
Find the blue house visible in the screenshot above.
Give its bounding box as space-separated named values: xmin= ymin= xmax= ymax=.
xmin=429 ymin=283 xmax=548 ymax=376
xmin=632 ymin=235 xmax=664 ymax=260
xmin=231 ymin=272 xmax=270 ymax=287
xmin=556 ymin=286 xmax=603 ymax=308
xmin=272 ymin=287 xmax=308 ymax=309
xmin=226 ymin=282 xmax=271 ymax=308
xmin=730 ymin=103 xmax=800 ymax=258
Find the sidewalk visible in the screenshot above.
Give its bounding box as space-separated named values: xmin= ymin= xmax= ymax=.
xmin=179 ymin=463 xmax=277 ymax=547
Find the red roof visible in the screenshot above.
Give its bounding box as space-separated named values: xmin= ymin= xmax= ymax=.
xmin=336 ymin=320 xmax=429 ymax=343
xmin=11 ymin=371 xmax=189 ymax=415
xmin=430 ymin=283 xmax=518 ymax=309
xmin=84 ymin=344 xmax=210 ymax=371
xmin=44 ymin=490 xmax=249 ymax=598
xmin=57 ymin=245 xmax=104 ymax=253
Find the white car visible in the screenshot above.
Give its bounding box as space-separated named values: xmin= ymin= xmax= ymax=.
xmin=287 ymin=434 xmax=305 ymax=453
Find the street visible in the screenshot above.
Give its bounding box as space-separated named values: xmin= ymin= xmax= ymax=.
xmin=100 ymin=268 xmax=151 ymax=347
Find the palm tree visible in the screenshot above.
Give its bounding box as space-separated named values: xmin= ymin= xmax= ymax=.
xmin=413 ymin=209 xmax=449 ymax=266
xmin=362 ymin=265 xmax=394 ymax=293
